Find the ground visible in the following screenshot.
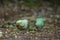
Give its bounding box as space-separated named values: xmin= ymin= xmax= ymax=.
xmin=0 ymin=24 xmax=60 ymax=40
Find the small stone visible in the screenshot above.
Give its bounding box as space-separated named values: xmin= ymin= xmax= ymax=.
xmin=30 ymin=31 xmax=35 ymax=33
xmin=30 ymin=33 xmax=33 ymax=36
xmin=7 ymin=29 xmax=9 ymax=31
xmin=5 ymin=31 xmax=8 ymax=34
xmin=6 ymin=25 xmax=9 ymax=28
xmin=55 ymin=19 xmax=57 ymax=22
xmin=0 ymin=31 xmax=3 ymax=38
xmin=26 ymin=31 xmax=29 ymax=34
xmin=17 ymin=32 xmax=19 ymax=35
xmin=15 ymin=35 xmax=17 ymax=38
xmin=35 ymin=37 xmax=38 ymax=39
xmin=13 ymin=34 xmax=17 ymax=38
xmin=39 ymin=35 xmax=41 ymax=36
xmin=5 ymin=35 xmax=9 ymax=38
xmin=10 ymin=25 xmax=13 ymax=28
xmin=50 ymin=15 xmax=53 ymax=18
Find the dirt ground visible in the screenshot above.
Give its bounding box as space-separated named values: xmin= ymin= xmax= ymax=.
xmin=0 ymin=25 xmax=60 ymax=40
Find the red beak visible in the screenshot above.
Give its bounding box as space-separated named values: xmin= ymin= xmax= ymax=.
xmin=16 ymin=24 xmax=19 ymax=28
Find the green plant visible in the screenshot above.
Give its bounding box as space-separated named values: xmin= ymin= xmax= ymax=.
xmin=24 ymin=0 xmax=37 ymax=8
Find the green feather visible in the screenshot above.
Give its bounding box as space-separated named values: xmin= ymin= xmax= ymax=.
xmin=35 ymin=18 xmax=45 ymax=28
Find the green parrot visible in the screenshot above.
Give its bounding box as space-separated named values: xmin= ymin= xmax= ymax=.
xmin=16 ymin=19 xmax=30 ymax=29
xmin=35 ymin=17 xmax=45 ymax=29
xmin=35 ymin=10 xmax=45 ymax=29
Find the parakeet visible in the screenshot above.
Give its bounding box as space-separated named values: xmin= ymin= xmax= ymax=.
xmin=35 ymin=17 xmax=45 ymax=29
xmin=35 ymin=10 xmax=45 ymax=29
xmin=16 ymin=19 xmax=29 ymax=29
